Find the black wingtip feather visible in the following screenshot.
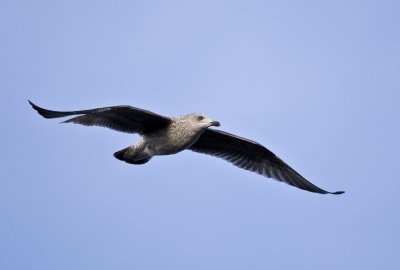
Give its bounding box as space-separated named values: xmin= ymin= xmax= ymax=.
xmin=330 ymin=191 xmax=345 ymax=195
xmin=28 ymin=100 xmax=74 ymax=119
xmin=29 ymin=100 xmax=55 ymax=119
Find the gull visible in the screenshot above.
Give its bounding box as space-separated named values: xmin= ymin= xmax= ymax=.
xmin=29 ymin=101 xmax=344 ymax=195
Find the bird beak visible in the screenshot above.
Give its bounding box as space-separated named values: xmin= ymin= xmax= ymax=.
xmin=210 ymin=120 xmax=221 ymax=127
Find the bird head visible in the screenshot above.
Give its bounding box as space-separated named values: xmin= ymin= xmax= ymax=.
xmin=188 ymin=113 xmax=220 ymax=129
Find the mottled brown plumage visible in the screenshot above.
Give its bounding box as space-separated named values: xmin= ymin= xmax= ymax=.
xmin=29 ymin=101 xmax=344 ymax=195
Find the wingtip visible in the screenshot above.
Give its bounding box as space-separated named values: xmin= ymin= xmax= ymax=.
xmin=330 ymin=191 xmax=345 ymax=195
xmin=28 ymin=100 xmax=43 ymax=116
xmin=28 ymin=100 xmax=47 ymax=118
xmin=28 ymin=100 xmax=41 ymax=111
xmin=28 ymin=100 xmax=64 ymax=119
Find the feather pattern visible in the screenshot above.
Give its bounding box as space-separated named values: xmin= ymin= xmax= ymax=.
xmin=29 ymin=101 xmax=171 ymax=134
xmin=189 ymin=129 xmax=344 ymax=195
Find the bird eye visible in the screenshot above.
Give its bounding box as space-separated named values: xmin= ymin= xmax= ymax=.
xmin=197 ymin=115 xmax=204 ymax=121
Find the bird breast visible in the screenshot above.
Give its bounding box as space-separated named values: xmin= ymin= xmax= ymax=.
xmin=144 ymin=122 xmax=205 ymax=155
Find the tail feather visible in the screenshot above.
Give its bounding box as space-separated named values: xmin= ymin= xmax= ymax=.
xmin=113 ymin=147 xmax=130 ymax=161
xmin=128 ymin=158 xmax=151 ymax=165
xmin=113 ymin=147 xmax=151 ymax=165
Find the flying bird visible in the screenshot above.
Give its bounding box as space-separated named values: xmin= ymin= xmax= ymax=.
xmin=29 ymin=101 xmax=344 ymax=195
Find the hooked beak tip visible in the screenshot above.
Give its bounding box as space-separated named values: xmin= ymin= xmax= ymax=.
xmin=211 ymin=121 xmax=221 ymax=127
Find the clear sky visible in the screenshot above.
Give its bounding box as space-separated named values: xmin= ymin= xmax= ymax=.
xmin=1 ymin=0 xmax=399 ymax=269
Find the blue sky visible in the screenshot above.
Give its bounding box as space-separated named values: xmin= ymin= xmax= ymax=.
xmin=1 ymin=0 xmax=399 ymax=269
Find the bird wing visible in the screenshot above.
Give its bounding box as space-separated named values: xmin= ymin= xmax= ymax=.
xmin=29 ymin=101 xmax=171 ymax=134
xmin=189 ymin=129 xmax=344 ymax=195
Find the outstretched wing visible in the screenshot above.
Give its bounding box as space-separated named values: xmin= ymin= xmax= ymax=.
xmin=189 ymin=129 xmax=344 ymax=195
xmin=29 ymin=101 xmax=171 ymax=134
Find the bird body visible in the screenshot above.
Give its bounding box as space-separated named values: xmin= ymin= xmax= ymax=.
xmin=146 ymin=114 xmax=217 ymax=155
xmin=29 ymin=101 xmax=344 ymax=195
xmin=115 ymin=113 xmax=219 ymax=164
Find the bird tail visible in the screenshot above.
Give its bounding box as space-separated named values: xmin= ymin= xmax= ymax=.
xmin=113 ymin=147 xmax=129 ymax=161
xmin=113 ymin=146 xmax=151 ymax=165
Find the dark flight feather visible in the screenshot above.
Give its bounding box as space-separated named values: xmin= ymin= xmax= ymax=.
xmin=190 ymin=129 xmax=344 ymax=195
xmin=29 ymin=101 xmax=171 ymax=134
